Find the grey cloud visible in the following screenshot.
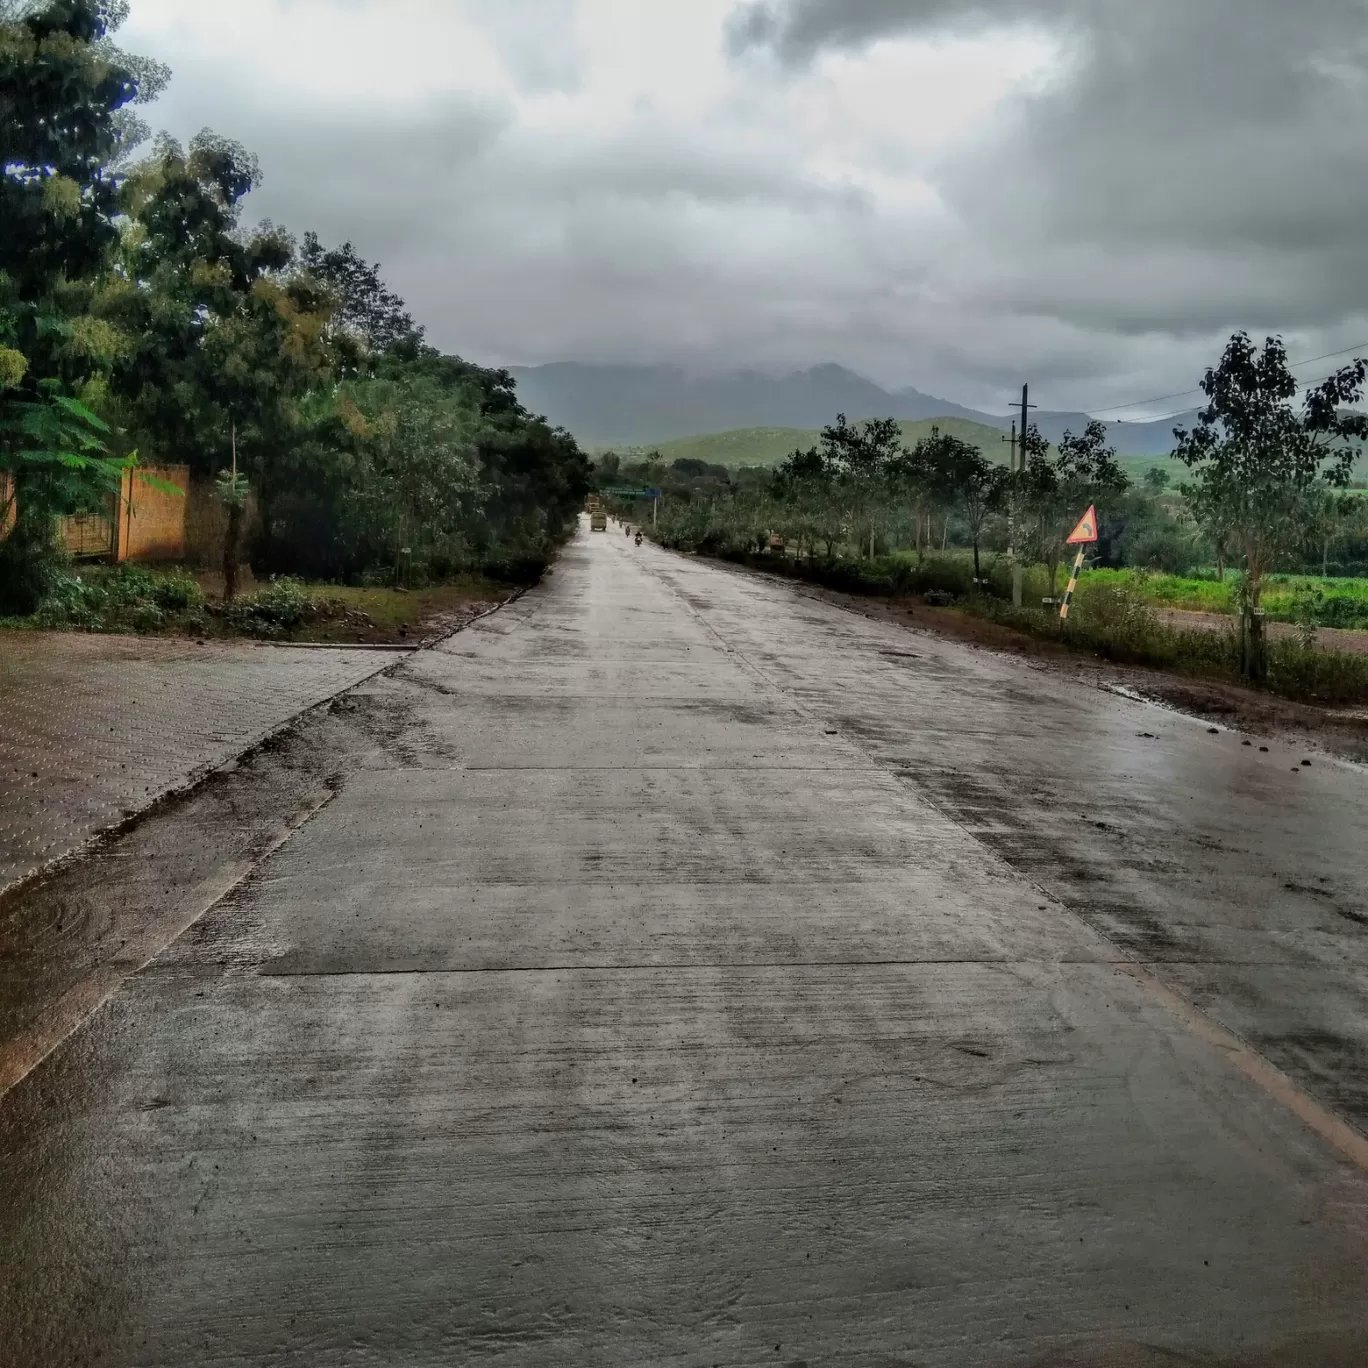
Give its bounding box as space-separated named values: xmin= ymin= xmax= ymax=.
xmin=143 ymin=63 xmax=885 ymax=379
xmin=475 ymin=0 xmax=583 ymax=93
xmin=130 ymin=2 xmax=1368 ymax=416
xmin=734 ymin=0 xmax=1368 ymax=356
xmin=729 ymin=0 xmax=1068 ymax=60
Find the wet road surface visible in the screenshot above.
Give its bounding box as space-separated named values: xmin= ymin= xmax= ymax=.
xmin=4 ymin=523 xmax=1368 ymax=1365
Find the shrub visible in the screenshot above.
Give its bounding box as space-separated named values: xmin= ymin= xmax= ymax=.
xmin=150 ymin=571 xmax=202 ymax=612
xmin=481 ymin=553 xmax=548 ymax=584
xmin=216 ymin=578 xmax=316 ymax=636
xmin=1267 ymin=638 xmax=1368 ymax=703
xmin=24 ymin=565 xmax=205 ymax=632
xmin=973 ymin=584 xmax=1242 ymax=680
xmin=105 ymin=566 xmax=157 ymax=604
xmin=1073 ymin=576 xmax=1159 ymax=639
xmin=33 ymin=573 xmax=107 ymax=629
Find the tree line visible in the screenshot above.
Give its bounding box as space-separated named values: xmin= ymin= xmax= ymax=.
xmin=0 ymin=0 xmax=590 ymax=613
xmin=625 ymin=337 xmax=1368 ymax=681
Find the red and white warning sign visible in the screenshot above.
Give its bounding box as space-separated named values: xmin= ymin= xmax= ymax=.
xmin=1066 ymin=505 xmax=1098 ymax=544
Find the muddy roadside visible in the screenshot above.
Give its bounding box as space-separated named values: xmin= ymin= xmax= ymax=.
xmin=0 ymin=699 xmax=359 ymax=1092
xmin=0 ymin=590 xmax=518 ymax=1094
xmin=778 ymin=579 xmax=1368 ymax=765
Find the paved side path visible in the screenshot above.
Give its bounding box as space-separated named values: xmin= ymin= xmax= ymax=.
xmin=0 ymin=633 xmax=404 ymax=893
xmin=4 ymin=526 xmax=1368 ymax=1366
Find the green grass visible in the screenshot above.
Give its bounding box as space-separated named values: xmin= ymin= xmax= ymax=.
xmin=0 ymin=565 xmax=507 ymax=641
xmin=1083 ymin=569 xmax=1236 ymax=614
xmin=1083 ymin=568 xmax=1368 ymax=628
xmin=287 ymin=580 xmax=502 ymax=642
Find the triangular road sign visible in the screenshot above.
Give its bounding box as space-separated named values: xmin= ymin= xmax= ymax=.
xmin=1066 ymin=505 xmax=1098 ymax=544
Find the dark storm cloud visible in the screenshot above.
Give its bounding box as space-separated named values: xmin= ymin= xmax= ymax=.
xmin=733 ymin=0 xmax=1368 ymax=346
xmin=728 ymin=0 xmax=1065 ymax=58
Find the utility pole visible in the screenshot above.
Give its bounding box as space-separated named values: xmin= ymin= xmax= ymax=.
xmin=1015 ymin=385 xmax=1038 ymax=608
xmin=1003 ymin=421 xmax=1020 ymax=607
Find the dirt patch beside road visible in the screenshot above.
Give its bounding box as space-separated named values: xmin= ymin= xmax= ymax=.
xmin=266 ymin=583 xmax=513 ymax=646
xmin=1157 ymin=606 xmax=1368 ymax=656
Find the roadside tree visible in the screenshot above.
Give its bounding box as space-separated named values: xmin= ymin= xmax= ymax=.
xmin=898 ymin=431 xmax=946 ymax=563
xmin=819 ymin=414 xmax=904 ymax=558
xmin=299 ymin=233 xmax=423 ymax=365
xmin=919 ymin=430 xmax=1005 ymax=588
xmin=1173 ymin=332 xmax=1368 ymax=679
xmin=0 ymin=0 xmax=166 ymax=608
xmin=772 ymin=442 xmax=840 ymax=560
xmin=110 ymin=131 xmax=336 ymax=565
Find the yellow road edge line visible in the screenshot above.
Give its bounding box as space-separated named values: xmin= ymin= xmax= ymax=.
xmin=1119 ymin=962 xmax=1368 ymax=1172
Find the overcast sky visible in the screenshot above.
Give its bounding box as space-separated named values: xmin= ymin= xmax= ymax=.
xmin=119 ymin=0 xmax=1368 ymax=417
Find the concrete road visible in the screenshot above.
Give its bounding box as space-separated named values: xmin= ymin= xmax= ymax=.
xmin=5 ymin=522 xmax=1368 ymax=1366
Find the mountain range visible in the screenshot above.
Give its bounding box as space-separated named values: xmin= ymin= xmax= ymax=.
xmin=506 ymin=362 xmax=1198 ymax=456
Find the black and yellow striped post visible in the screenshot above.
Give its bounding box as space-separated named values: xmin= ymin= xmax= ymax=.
xmin=1059 ymin=546 xmax=1087 ymax=620
xmin=1059 ymin=504 xmax=1098 ymax=621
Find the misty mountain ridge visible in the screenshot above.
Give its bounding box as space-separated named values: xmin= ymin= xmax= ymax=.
xmin=507 ymin=361 xmax=1199 ymax=456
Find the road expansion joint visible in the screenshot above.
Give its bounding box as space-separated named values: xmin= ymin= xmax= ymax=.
xmin=259 ymin=955 xmax=1115 ymax=979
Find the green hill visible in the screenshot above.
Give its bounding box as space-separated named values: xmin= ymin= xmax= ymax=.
xmin=596 ymin=421 xmax=1368 ymax=486
xmin=601 ymin=418 xmax=1016 ymax=470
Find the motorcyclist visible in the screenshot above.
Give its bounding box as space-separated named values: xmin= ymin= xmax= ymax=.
xmin=635 ymin=531 xmax=643 ymax=547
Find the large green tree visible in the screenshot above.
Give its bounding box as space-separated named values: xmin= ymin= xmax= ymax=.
xmin=0 ymin=0 xmax=166 ymax=607
xmin=299 ymin=233 xmax=423 ymax=363
xmin=107 ymin=129 xmax=337 ymax=582
xmin=3 ymin=5 xmax=594 ymax=604
xmin=1174 ymin=332 xmax=1368 ymax=679
xmin=771 ymin=443 xmax=838 ymax=560
xmin=921 ymin=431 xmax=1006 ymax=588
xmin=816 ymin=414 xmax=904 ymax=558
xmin=267 ymin=373 xmax=483 ymax=581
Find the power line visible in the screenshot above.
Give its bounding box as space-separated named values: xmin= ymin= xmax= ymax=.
xmin=1084 ymin=339 xmax=1368 ymax=420
xmin=1088 ymin=385 xmax=1205 ymax=419
xmin=1101 ymin=397 xmax=1204 ymax=424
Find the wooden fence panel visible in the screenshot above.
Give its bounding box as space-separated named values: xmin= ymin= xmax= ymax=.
xmin=117 ymin=466 xmax=189 ymax=563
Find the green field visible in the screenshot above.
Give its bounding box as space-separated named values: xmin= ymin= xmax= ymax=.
xmin=597 ymin=419 xmax=1164 ymax=475
xmin=1084 ymin=568 xmax=1368 ymax=628
xmin=783 ymin=548 xmax=1368 ymax=630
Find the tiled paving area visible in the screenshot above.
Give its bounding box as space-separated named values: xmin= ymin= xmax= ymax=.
xmin=0 ymin=633 xmax=405 ymax=894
